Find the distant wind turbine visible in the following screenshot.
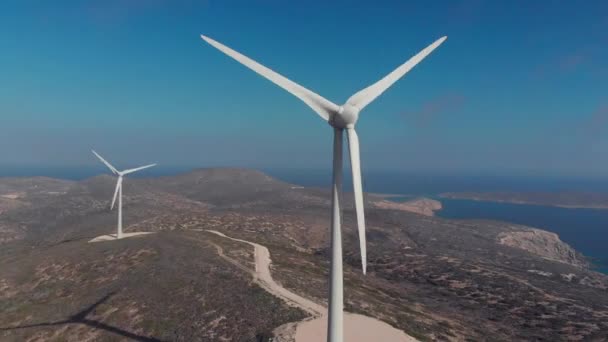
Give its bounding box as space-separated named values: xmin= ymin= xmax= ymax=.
xmin=92 ymin=150 xmax=156 ymax=239
xmin=201 ymin=34 xmax=446 ymax=342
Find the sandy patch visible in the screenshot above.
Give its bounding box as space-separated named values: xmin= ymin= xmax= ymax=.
xmin=0 ymin=192 xmax=23 ymax=199
xmin=295 ymin=313 xmax=417 ymax=342
xmin=88 ymin=232 xmax=155 ymax=243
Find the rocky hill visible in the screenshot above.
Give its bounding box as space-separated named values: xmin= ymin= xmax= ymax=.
xmin=498 ymin=227 xmax=588 ymax=268
xmin=1 ymin=169 xmax=607 ymax=341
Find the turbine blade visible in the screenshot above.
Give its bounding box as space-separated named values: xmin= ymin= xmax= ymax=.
xmin=111 ymin=177 xmax=122 ymax=210
xmin=92 ymin=150 xmax=118 ymax=174
xmin=346 ymin=36 xmax=447 ymax=111
xmin=346 ymin=128 xmax=366 ymax=275
xmin=121 ymin=163 xmax=157 ymax=175
xmin=201 ymin=35 xmax=339 ymax=121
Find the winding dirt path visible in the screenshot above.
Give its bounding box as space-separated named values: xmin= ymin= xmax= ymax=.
xmin=205 ymin=230 xmax=417 ymax=342
xmin=206 ymin=230 xmax=324 ymax=316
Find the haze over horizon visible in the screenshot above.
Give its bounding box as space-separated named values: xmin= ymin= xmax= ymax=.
xmin=1 ymin=1 xmax=607 ymax=178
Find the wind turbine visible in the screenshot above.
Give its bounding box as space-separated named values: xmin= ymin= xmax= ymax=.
xmin=200 ymin=34 xmax=446 ymax=342
xmin=92 ymin=150 xmax=156 ymax=239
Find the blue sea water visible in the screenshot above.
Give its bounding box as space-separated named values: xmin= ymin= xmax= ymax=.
xmin=436 ymin=199 xmax=608 ymax=274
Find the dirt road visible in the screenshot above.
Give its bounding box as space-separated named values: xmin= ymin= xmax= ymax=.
xmin=206 ymin=230 xmax=417 ymax=342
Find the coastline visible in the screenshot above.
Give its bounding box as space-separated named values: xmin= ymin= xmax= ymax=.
xmin=436 ymin=197 xmax=608 ymax=275
xmin=438 ymin=193 xmax=608 ymax=210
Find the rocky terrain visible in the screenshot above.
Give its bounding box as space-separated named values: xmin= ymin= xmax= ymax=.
xmin=370 ymin=197 xmax=442 ymax=216
xmin=498 ymin=228 xmax=589 ymax=268
xmin=1 ymin=168 xmax=607 ymax=341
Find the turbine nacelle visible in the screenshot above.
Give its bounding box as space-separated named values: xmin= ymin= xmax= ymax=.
xmin=91 ymin=150 xmax=157 ymax=210
xmin=201 ymin=34 xmax=447 ymax=277
xmin=92 ymin=150 xmax=156 ymax=240
xmin=329 ymin=104 xmax=360 ymax=129
xmin=201 ymin=34 xmax=446 ymax=342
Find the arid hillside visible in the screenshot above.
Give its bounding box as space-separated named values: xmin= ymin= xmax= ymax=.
xmin=1 ymin=169 xmax=607 ymax=341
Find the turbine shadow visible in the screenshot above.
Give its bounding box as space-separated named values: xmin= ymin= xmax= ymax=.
xmin=0 ymin=292 xmax=163 ymax=342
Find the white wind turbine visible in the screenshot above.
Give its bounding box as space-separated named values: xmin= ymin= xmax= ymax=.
xmin=201 ymin=34 xmax=446 ymax=342
xmin=92 ymin=150 xmax=156 ymax=239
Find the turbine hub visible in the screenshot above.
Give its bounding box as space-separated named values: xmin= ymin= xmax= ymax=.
xmin=329 ymin=104 xmax=359 ymax=129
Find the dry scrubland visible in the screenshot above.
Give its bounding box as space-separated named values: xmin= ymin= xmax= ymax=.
xmin=0 ymin=168 xmax=607 ymax=341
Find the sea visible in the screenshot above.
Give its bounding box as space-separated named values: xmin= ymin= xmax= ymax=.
xmin=266 ymin=169 xmax=608 ymax=274
xmin=436 ymin=198 xmax=608 ymax=274
xmin=1 ymin=166 xmax=607 ymax=274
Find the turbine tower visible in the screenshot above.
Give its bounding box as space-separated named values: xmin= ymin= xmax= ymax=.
xmin=92 ymin=150 xmax=156 ymax=239
xmin=201 ymin=34 xmax=446 ymax=342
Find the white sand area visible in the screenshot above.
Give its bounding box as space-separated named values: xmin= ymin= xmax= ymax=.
xmin=88 ymin=232 xmax=155 ymax=243
xmin=295 ymin=313 xmax=417 ymax=342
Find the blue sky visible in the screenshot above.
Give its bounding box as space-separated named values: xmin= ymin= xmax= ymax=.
xmin=0 ymin=0 xmax=607 ymax=178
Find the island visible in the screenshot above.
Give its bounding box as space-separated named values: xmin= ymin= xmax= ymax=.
xmin=439 ymin=191 xmax=608 ymax=209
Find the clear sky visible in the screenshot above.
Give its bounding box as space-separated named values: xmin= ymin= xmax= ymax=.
xmin=1 ymin=1 xmax=606 ymax=178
